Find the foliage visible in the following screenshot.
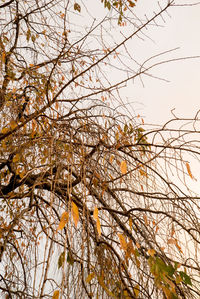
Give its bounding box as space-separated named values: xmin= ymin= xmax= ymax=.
xmin=0 ymin=0 xmax=200 ymax=298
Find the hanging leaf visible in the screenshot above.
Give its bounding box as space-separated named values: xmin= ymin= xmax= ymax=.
xmin=58 ymin=252 xmax=65 ymax=269
xmin=96 ymin=218 xmax=101 ymax=236
xmin=175 ymin=275 xmax=182 ymax=284
xmin=128 ymin=0 xmax=135 ymax=8
xmin=179 ymin=271 xmax=192 ymax=286
xmin=74 ymin=3 xmax=81 ymax=12
xmin=57 ymin=211 xmax=69 ymax=230
xmin=86 ymin=272 xmax=95 ymax=283
xmin=93 ymin=206 xmax=98 ymax=220
xmin=10 ymin=120 xmax=17 ymax=130
xmin=1 ymin=127 xmax=9 ymax=134
xmin=120 ymin=160 xmax=127 ymax=174
xmin=118 ymin=233 xmax=127 ymax=251
xmin=52 ymin=290 xmax=59 ymax=299
xmin=2 ymin=51 xmax=6 ymax=64
xmin=129 ymin=217 xmax=132 ymax=230
xmin=123 ymin=290 xmax=132 ymax=299
xmin=148 ymin=249 xmax=156 ymax=257
xmin=133 ymin=285 xmax=140 ymax=297
xmin=13 ymin=153 xmax=20 ymax=163
xmin=186 ymin=162 xmax=193 ymax=179
xmin=109 ymin=154 xmax=114 ymax=164
xmin=67 ymin=251 xmax=74 ymax=265
xmin=72 ymin=202 xmax=79 ymax=228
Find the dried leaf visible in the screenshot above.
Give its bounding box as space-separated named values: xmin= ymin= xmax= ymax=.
xmin=186 ymin=162 xmax=193 ymax=179
xmin=52 ymin=290 xmax=59 ymax=299
xmin=109 ymin=154 xmax=114 ymax=164
xmin=118 ymin=233 xmax=127 ymax=251
xmin=129 ymin=217 xmax=132 ymax=230
xmin=167 ymin=238 xmax=176 ymax=245
xmin=2 ymin=51 xmax=6 ymax=64
xmin=123 ymin=290 xmax=132 ymax=299
xmin=13 ymin=153 xmax=20 ymax=163
xmin=57 ymin=211 xmax=69 ymax=230
xmin=175 ymin=275 xmax=182 ymax=284
xmin=143 ymin=214 xmax=148 ymax=226
xmin=10 ymin=120 xmax=17 ymax=129
xmin=96 ymin=217 xmax=101 ymax=236
xmin=86 ymin=272 xmax=95 ymax=283
xmin=133 ymin=285 xmax=140 ymax=297
xmin=120 ymin=160 xmax=127 ymax=174
xmin=1 ymin=127 xmax=9 ymax=134
xmin=67 ymin=251 xmax=74 ymax=265
xmin=74 ymin=3 xmax=81 ymax=12
xmin=148 ymin=249 xmax=156 ymax=257
xmin=136 ymin=242 xmax=140 ymax=249
xmin=72 ymin=202 xmax=79 ymax=228
xmin=139 ymin=169 xmax=147 ymax=177
xmin=93 ymin=206 xmax=98 ymax=221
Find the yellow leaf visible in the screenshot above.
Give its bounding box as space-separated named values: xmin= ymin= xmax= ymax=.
xmin=186 ymin=162 xmax=193 ymax=179
xmin=72 ymin=202 xmax=79 ymax=228
xmin=148 ymin=249 xmax=156 ymax=257
xmin=133 ymin=285 xmax=140 ymax=297
xmin=139 ymin=169 xmax=147 ymax=177
xmin=120 ymin=160 xmax=127 ymax=174
xmin=123 ymin=290 xmax=132 ymax=299
xmin=52 ymin=290 xmax=59 ymax=299
xmin=10 ymin=120 xmax=17 ymax=130
xmin=93 ymin=206 xmax=98 ymax=220
xmin=136 ymin=242 xmax=140 ymax=249
xmin=96 ymin=218 xmax=101 ymax=236
xmin=57 ymin=211 xmax=69 ymax=230
xmin=97 ymin=276 xmax=116 ymax=298
xmin=1 ymin=127 xmax=9 ymax=134
xmin=109 ymin=155 xmax=114 ymax=164
xmin=118 ymin=233 xmax=127 ymax=251
xmin=86 ymin=272 xmax=95 ymax=283
xmin=175 ymin=275 xmax=182 ymax=284
xmin=13 ymin=153 xmax=20 ymax=163
xmin=129 ymin=217 xmax=132 ymax=230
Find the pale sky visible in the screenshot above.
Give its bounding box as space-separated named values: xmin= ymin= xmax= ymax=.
xmin=125 ymin=0 xmax=200 ymax=124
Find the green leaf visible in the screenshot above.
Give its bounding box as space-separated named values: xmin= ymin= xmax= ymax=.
xmin=166 ymin=264 xmax=175 ymax=277
xmin=67 ymin=252 xmax=74 ymax=265
xmin=179 ymin=271 xmax=192 ymax=286
xmin=58 ymin=252 xmax=65 ymax=269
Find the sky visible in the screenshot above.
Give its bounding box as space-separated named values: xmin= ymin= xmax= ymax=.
xmin=124 ymin=0 xmax=200 ymax=124
xmin=81 ymin=0 xmax=200 ymax=193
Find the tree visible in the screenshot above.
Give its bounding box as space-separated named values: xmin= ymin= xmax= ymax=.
xmin=1 ymin=0 xmax=200 ymax=298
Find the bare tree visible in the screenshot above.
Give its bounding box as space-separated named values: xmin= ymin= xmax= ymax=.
xmin=0 ymin=0 xmax=200 ymax=298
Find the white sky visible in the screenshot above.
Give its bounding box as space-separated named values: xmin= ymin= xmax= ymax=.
xmin=76 ymin=0 xmax=200 ymax=192
xmin=125 ymin=0 xmax=200 ymax=124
